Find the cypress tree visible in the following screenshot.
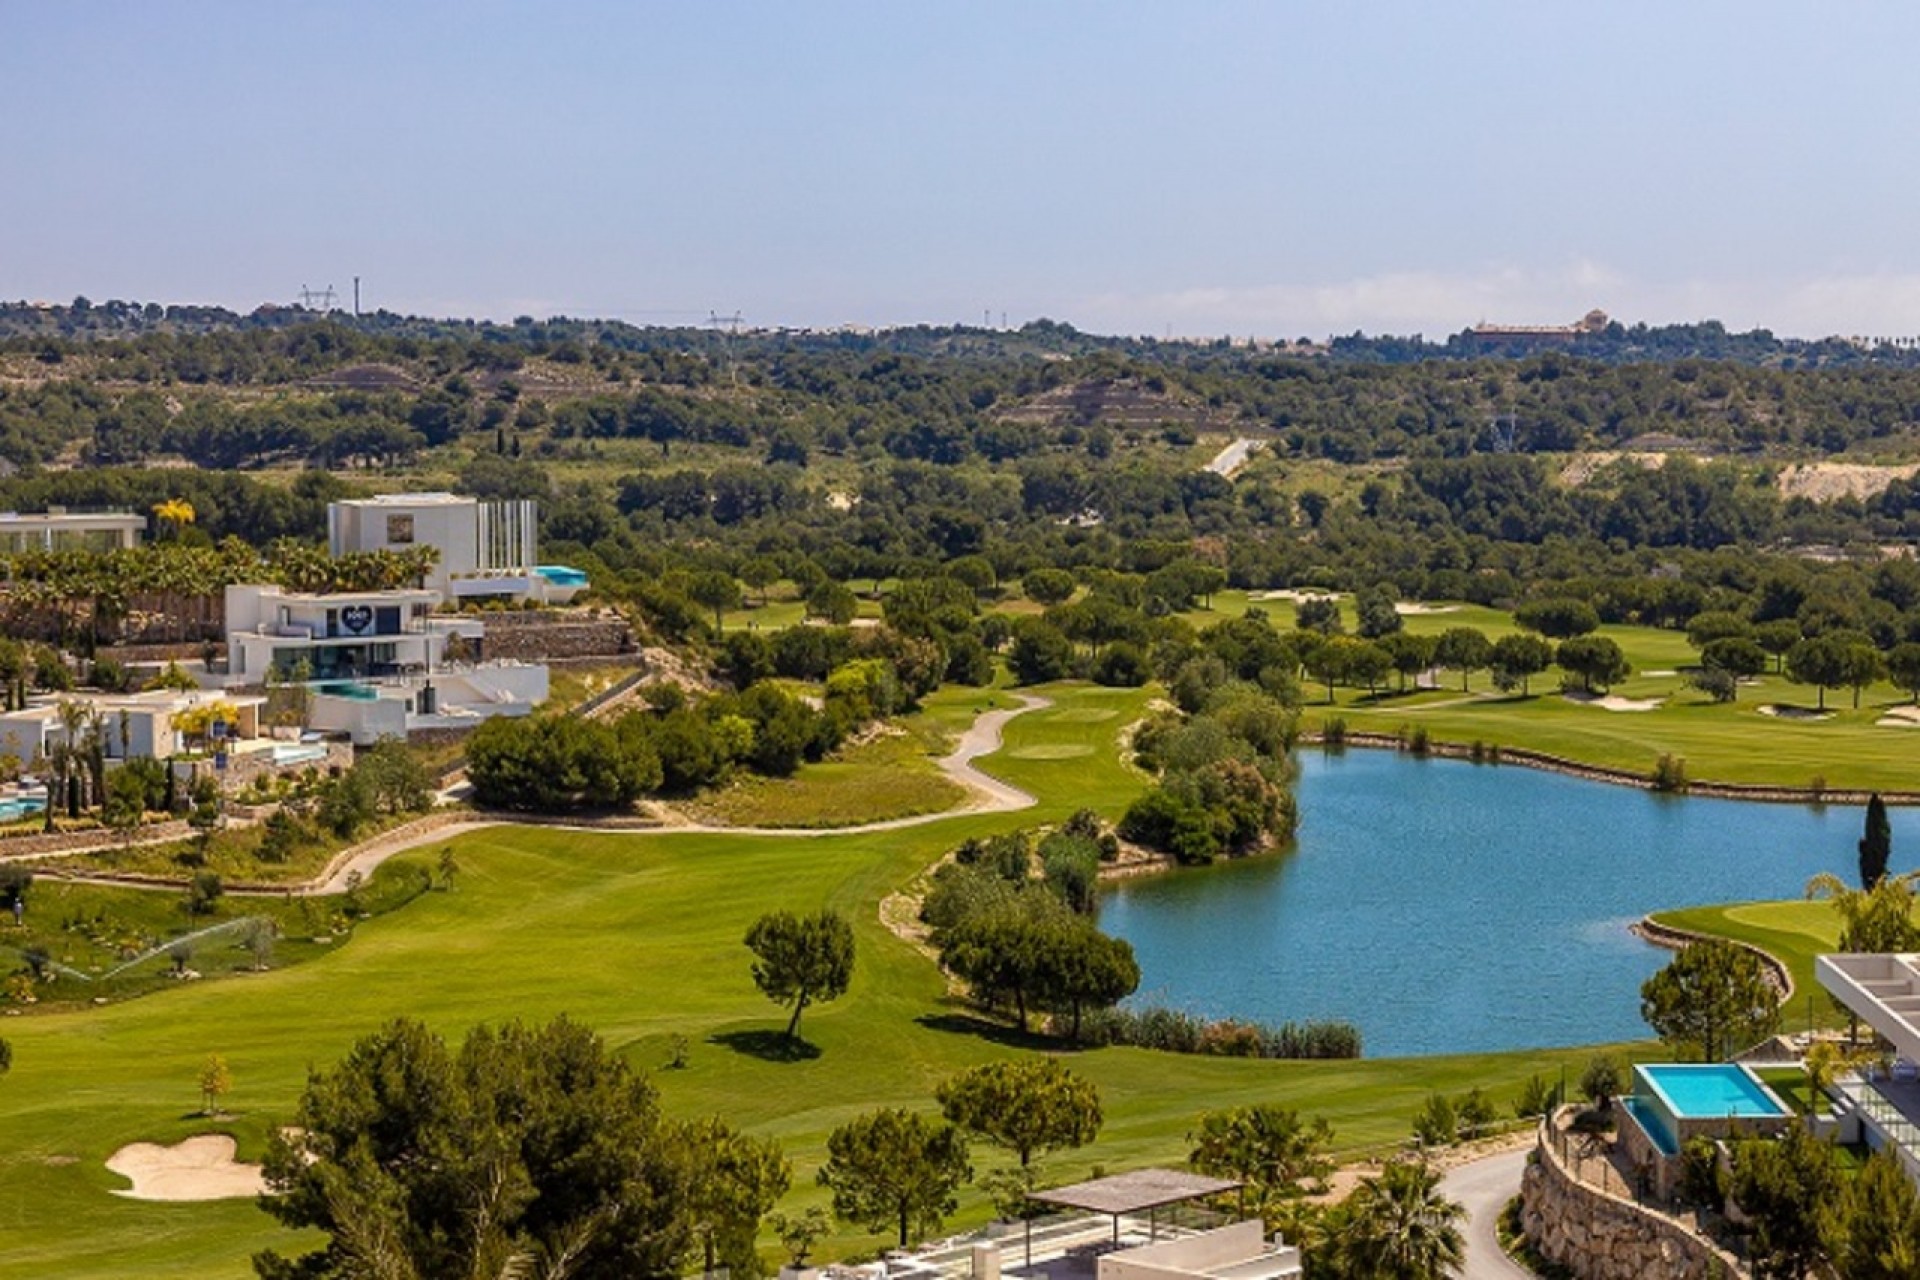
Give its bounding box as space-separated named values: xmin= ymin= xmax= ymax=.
xmin=1861 ymin=793 xmax=1893 ymax=889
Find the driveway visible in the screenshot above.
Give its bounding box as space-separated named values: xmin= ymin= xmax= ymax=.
xmin=1440 ymin=1148 xmax=1534 ymax=1279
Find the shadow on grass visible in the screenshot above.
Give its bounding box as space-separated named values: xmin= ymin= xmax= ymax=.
xmin=915 ymin=1011 xmax=1070 ymax=1052
xmin=708 ymin=1029 xmax=822 ymax=1063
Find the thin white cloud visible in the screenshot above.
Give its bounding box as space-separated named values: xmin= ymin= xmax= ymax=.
xmin=1074 ymin=264 xmax=1920 ymax=343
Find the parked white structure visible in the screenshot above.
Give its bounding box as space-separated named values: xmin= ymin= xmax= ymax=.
xmin=222 ymin=583 xmax=547 ymax=745
xmin=326 ymin=492 xmax=585 ymax=604
xmin=1817 ymin=953 xmax=1920 ymax=1181
xmin=0 ymin=508 xmax=145 ymax=553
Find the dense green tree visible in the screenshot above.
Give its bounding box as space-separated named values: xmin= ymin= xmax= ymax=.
xmin=1639 ymin=938 xmax=1779 ymax=1061
xmin=1786 ymin=634 xmax=1854 ymax=710
xmin=688 ymin=570 xmax=743 ymax=631
xmin=743 ymin=909 xmax=855 ymax=1041
xmin=817 ymin=1109 xmax=971 ymax=1249
xmin=1726 ymin=1127 xmax=1840 ymax=1280
xmin=1188 ymin=1105 xmax=1334 ymax=1216
xmin=676 ymin=1117 xmax=791 ymax=1279
xmin=937 ymin=1059 xmax=1102 ymax=1168
xmin=1514 ymin=597 xmax=1600 ymax=640
xmin=1861 ymin=793 xmax=1894 ymax=890
xmin=1824 ymin=1149 xmax=1920 ymax=1280
xmin=255 ymin=1017 xmax=692 ymax=1280
xmin=1555 ymin=635 xmax=1631 ymax=693
xmin=1007 ymin=618 xmax=1074 ymax=684
xmin=1354 ymin=587 xmax=1403 ymax=639
xmin=1021 ymin=567 xmax=1077 ymax=607
xmin=1432 ymin=627 xmax=1492 ymax=692
xmin=1488 ymin=632 xmax=1553 ymax=696
xmin=1294 ymin=596 xmax=1344 ymax=636
xmin=1887 ymin=642 xmax=1920 ymax=704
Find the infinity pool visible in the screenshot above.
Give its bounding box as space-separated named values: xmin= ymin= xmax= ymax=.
xmin=1641 ymin=1063 xmax=1789 ymax=1118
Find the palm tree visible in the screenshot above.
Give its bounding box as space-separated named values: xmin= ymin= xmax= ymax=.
xmin=1317 ymin=1160 xmax=1464 ymax=1280
xmin=1807 ymin=872 xmax=1920 ymax=954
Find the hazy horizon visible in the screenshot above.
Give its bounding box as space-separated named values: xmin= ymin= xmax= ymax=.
xmin=9 ymin=2 xmax=1920 ymax=341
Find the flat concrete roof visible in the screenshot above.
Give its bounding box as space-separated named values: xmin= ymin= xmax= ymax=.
xmin=1033 ymin=1170 xmax=1241 ymax=1216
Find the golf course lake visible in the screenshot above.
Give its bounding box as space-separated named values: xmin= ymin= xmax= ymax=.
xmin=1098 ymin=748 xmax=1920 ymax=1057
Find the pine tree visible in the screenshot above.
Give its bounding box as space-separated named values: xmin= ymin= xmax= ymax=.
xmin=1860 ymin=793 xmax=1893 ymax=890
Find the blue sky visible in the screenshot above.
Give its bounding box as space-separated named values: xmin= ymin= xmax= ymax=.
xmin=6 ymin=1 xmax=1920 ymax=338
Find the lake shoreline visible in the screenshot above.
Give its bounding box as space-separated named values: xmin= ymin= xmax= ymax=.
xmin=1301 ymin=730 xmax=1915 ymax=806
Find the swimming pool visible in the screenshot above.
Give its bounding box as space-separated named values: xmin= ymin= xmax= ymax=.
xmin=314 ymin=681 xmax=379 ymax=701
xmin=0 ymin=794 xmax=47 ymax=824
xmin=536 ymin=565 xmax=588 ymax=587
xmin=1622 ymin=1062 xmax=1792 ymax=1170
xmin=1642 ymin=1063 xmax=1790 ymax=1119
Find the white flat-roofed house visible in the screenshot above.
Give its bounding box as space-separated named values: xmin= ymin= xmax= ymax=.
xmin=326 ymin=492 xmax=585 ymax=604
xmin=223 ymin=583 xmax=547 ymax=745
xmin=0 ymin=508 xmax=145 ymax=553
xmin=0 ymin=688 xmax=264 ymax=767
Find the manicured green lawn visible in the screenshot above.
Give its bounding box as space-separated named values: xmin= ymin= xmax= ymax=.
xmin=1241 ymin=596 xmax=1920 ymax=792
xmin=0 ymin=681 xmax=1626 ymax=1278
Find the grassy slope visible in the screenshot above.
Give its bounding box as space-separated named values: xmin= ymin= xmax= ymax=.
xmin=0 ymin=682 xmax=1624 ymax=1278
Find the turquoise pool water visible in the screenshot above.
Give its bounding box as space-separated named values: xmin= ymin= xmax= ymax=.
xmin=1642 ymin=1064 xmax=1787 ymax=1118
xmin=536 ymin=564 xmax=588 ymax=587
xmin=314 ymin=681 xmax=378 ymax=701
xmin=0 ymin=795 xmax=46 ymax=823
xmin=1623 ymin=1098 xmax=1679 ymax=1155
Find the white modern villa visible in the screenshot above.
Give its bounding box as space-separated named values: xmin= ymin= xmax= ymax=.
xmin=327 ymin=492 xmax=586 ymax=605
xmin=0 ymin=508 xmax=145 ymax=553
xmin=1816 ymin=953 xmax=1920 ymax=1182
xmin=0 ymin=688 xmax=266 ymax=766
xmin=222 ymin=582 xmax=547 ymax=745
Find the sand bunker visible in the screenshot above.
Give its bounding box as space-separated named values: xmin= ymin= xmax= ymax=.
xmin=1877 ymin=705 xmax=1920 ymax=728
xmin=1759 ymin=704 xmax=1834 ymax=722
xmin=1563 ymin=691 xmax=1663 ymax=712
xmin=1394 ymin=602 xmax=1460 ymax=616
xmin=106 ymin=1134 xmax=265 ymax=1202
xmin=1257 ymin=589 xmax=1339 ymax=604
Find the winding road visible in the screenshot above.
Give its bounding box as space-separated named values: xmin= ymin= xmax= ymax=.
xmin=1440 ymin=1149 xmax=1533 ymax=1280
xmin=45 ymin=694 xmax=1051 ymax=897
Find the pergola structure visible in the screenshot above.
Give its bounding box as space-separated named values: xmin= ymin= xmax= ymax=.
xmin=1027 ymin=1168 xmax=1242 ymax=1259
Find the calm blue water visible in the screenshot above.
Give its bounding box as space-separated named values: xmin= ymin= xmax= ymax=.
xmin=1098 ymin=748 xmax=1920 ymax=1058
xmin=1641 ymin=1064 xmax=1785 ymax=1117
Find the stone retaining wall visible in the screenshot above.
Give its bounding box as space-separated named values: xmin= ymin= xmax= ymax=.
xmin=1522 ymin=1114 xmax=1744 ymax=1280
xmin=480 ymin=617 xmax=634 ymax=662
xmin=0 ymin=819 xmax=193 ymax=860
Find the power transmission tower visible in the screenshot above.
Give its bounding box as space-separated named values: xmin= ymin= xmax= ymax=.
xmin=296 ymin=284 xmax=339 ymax=312
xmin=1486 ymin=413 xmax=1520 ymax=453
xmin=708 ymin=310 xmax=743 ymax=387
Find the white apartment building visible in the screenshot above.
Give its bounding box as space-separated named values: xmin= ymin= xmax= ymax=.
xmin=326 ymin=492 xmax=585 ymax=604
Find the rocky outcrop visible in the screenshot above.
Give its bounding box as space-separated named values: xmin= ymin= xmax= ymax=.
xmin=1522 ymin=1119 xmax=1743 ymax=1280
